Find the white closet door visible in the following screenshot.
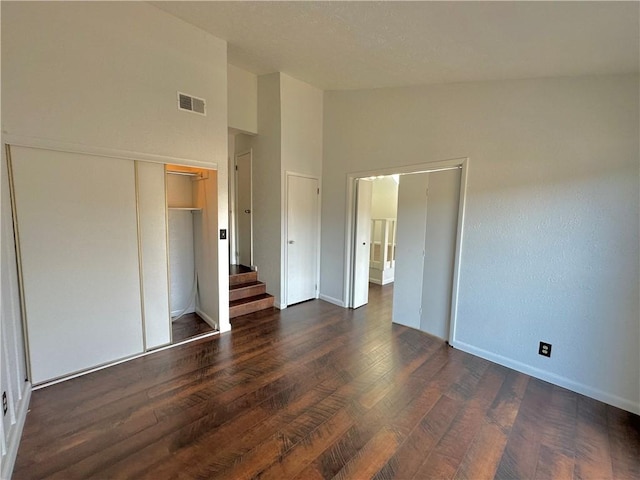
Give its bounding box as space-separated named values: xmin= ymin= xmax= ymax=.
xmin=136 ymin=161 xmax=171 ymax=349
xmin=11 ymin=146 xmax=143 ymax=384
xmin=392 ymin=173 xmax=429 ymax=330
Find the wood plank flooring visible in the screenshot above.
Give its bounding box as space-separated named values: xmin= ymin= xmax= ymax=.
xmin=171 ymin=312 xmax=214 ymax=344
xmin=13 ymin=285 xmax=640 ymax=479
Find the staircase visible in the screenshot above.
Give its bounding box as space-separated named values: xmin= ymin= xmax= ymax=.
xmin=229 ymin=265 xmax=275 ymax=318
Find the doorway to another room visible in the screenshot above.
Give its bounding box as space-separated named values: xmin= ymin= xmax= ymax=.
xmin=346 ymin=158 xmax=467 ymax=344
xmin=352 ymin=175 xmax=399 ymax=308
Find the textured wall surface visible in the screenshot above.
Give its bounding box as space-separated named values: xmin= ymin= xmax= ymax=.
xmin=322 ymin=74 xmax=639 ymax=413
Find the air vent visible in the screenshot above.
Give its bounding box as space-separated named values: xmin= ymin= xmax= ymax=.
xmin=177 ymin=92 xmax=206 ymax=116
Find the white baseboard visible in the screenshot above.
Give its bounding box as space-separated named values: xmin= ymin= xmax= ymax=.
xmin=171 ymin=307 xmax=196 ymax=318
xmin=195 ymin=308 xmax=218 ymax=330
xmin=1 ymin=381 xmax=31 ymax=480
xmin=452 ymin=340 xmax=640 ymax=415
xmin=319 ymin=294 xmax=346 ymax=308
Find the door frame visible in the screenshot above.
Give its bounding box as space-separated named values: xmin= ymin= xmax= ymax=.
xmin=343 ymin=157 xmax=469 ymax=344
xmin=234 ymin=149 xmax=253 ymax=267
xmin=282 ymin=171 xmax=321 ymax=309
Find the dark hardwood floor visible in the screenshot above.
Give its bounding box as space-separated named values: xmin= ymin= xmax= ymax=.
xmin=13 ymin=284 xmax=640 ymax=479
xmin=171 ymin=312 xmax=214 ymax=344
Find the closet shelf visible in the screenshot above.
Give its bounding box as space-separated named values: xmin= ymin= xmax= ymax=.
xmin=168 ymin=207 xmax=202 ymax=212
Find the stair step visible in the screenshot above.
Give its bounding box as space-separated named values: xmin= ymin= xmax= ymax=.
xmin=229 ymin=281 xmax=267 ymax=301
xmin=229 ymin=293 xmax=275 ymax=318
xmin=229 ymin=270 xmax=258 ymax=286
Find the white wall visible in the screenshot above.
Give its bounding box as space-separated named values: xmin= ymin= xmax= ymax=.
xmin=245 ymin=73 xmax=324 ymax=307
xmin=371 ymin=177 xmax=399 ymax=219
xmin=250 ymin=74 xmax=283 ymax=304
xmin=168 ymin=210 xmax=197 ymax=316
xmin=280 ymin=75 xmax=323 ymax=305
xmin=2 ymin=2 xmax=227 ymax=167
xmin=322 ymin=74 xmax=640 ymax=413
xmin=228 ymin=65 xmax=258 ymax=134
xmin=193 ymin=170 xmax=222 ymax=329
xmin=280 ymin=74 xmax=324 ymax=178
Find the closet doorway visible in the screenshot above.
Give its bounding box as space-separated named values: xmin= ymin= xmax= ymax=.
xmin=166 ymin=165 xmax=219 ymax=344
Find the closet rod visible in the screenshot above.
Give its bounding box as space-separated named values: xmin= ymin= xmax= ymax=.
xmin=166 ymin=170 xmax=200 ymax=177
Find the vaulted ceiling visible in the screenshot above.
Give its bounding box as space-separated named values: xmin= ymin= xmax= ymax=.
xmin=152 ymin=1 xmax=639 ymax=90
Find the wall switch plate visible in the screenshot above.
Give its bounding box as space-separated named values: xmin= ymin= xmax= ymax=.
xmin=220 ymin=229 xmax=227 ymax=240
xmin=539 ymin=341 xmax=552 ymax=357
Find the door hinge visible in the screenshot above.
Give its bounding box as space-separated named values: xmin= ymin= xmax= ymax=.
xmin=317 ymin=188 xmax=320 ymax=195
xmin=315 ymin=284 xmax=318 ymax=291
xmin=235 ymin=165 xmax=238 ymax=171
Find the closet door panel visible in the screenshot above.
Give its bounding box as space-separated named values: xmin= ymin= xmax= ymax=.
xmin=136 ymin=162 xmax=171 ymax=349
xmin=11 ymin=146 xmax=143 ymax=384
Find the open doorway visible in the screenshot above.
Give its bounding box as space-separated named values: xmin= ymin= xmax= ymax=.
xmin=234 ymin=150 xmax=253 ymax=268
xmin=345 ymin=158 xmax=468 ymax=343
xmin=351 ymin=175 xmax=399 ymax=308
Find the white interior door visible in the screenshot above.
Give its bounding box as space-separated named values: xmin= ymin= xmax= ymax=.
xmin=352 ymin=179 xmax=373 ymax=308
xmin=235 ymin=152 xmax=252 ymax=267
xmin=286 ymin=174 xmax=319 ymax=305
xmin=420 ymin=169 xmax=461 ymax=339
xmin=392 ymin=173 xmax=429 ymax=329
xmin=10 ymin=146 xmax=144 ymax=384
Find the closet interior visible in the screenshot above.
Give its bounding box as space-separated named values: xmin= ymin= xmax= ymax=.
xmin=166 ymin=165 xmax=219 ymax=343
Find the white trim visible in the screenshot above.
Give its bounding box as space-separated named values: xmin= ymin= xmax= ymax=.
xmin=453 ymin=340 xmax=640 ymax=415
xmin=282 ymin=171 xmax=322 ymax=309
xmin=171 ymin=308 xmax=195 ymax=318
xmin=319 ymin=294 xmax=346 ymax=308
xmin=195 ymin=308 xmax=218 ymax=330
xmin=369 ymin=277 xmax=394 ymax=286
xmin=275 ymin=302 xmax=287 ymax=310
xmin=343 ymin=157 xmax=468 ymax=346
xmin=1 ymin=382 xmax=31 ymax=480
xmin=4 ymin=134 xmax=218 ymax=170
xmin=447 ymin=159 xmax=469 ymax=345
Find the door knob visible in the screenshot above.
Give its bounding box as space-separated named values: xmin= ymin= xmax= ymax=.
xmin=244 ymin=209 xmax=251 ymax=214
xmin=289 ymin=240 xmax=295 ymax=244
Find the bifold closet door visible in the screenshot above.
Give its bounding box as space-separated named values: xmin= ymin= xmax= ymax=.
xmin=10 ymin=146 xmax=144 ymax=384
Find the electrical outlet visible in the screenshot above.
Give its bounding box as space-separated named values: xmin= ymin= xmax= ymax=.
xmin=2 ymin=391 xmax=7 ymax=416
xmin=538 ymin=341 xmax=552 ymax=357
